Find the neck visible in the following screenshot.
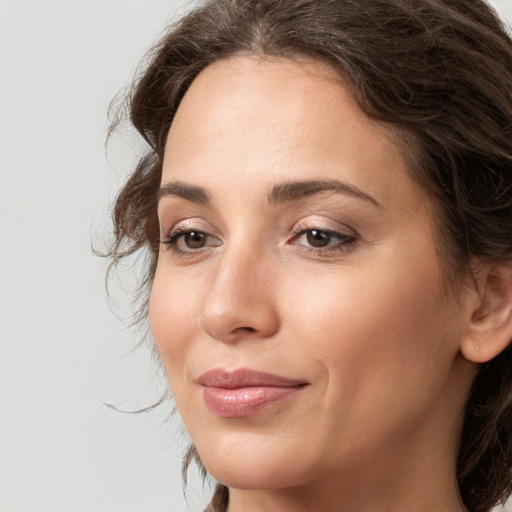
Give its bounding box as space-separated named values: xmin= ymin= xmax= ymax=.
xmin=227 ymin=463 xmax=468 ymax=512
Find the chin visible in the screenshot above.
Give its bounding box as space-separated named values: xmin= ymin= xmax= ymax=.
xmin=197 ymin=440 xmax=315 ymax=491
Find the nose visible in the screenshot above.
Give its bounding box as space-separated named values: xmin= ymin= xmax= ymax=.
xmin=198 ymin=246 xmax=280 ymax=343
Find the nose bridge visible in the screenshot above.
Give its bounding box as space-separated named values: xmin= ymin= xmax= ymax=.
xmin=199 ymin=240 xmax=279 ymax=342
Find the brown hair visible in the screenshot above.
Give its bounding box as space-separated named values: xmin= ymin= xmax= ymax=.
xmin=107 ymin=1 xmax=512 ymax=511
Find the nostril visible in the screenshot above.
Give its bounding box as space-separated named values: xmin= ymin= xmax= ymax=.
xmin=238 ymin=326 xmax=256 ymax=333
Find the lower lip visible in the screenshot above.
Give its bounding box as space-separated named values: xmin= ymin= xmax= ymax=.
xmin=203 ymin=385 xmax=305 ymax=418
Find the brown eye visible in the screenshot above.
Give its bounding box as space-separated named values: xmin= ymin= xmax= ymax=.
xmin=306 ymin=230 xmax=332 ymax=248
xmin=161 ymin=228 xmax=221 ymax=255
xmin=184 ymin=231 xmax=207 ymax=249
xmin=291 ymin=226 xmax=357 ymax=254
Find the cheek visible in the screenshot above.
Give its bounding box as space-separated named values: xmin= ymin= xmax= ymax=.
xmin=285 ymin=251 xmax=448 ymax=350
xmin=149 ymin=269 xmax=199 ymax=380
xmin=287 ymin=248 xmax=461 ymax=432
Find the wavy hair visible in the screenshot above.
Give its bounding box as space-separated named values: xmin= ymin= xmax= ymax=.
xmin=106 ymin=1 xmax=512 ymax=511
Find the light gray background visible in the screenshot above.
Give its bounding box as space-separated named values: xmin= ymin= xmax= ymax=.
xmin=1 ymin=1 xmax=511 ymax=511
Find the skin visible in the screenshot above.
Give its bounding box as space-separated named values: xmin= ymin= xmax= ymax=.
xmin=150 ymin=56 xmax=479 ymax=512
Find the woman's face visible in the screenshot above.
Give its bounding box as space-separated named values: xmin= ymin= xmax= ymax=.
xmin=150 ymin=57 xmax=475 ymax=492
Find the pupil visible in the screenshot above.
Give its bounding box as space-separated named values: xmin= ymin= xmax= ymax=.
xmin=185 ymin=231 xmax=206 ymax=249
xmin=307 ymin=230 xmax=331 ymax=247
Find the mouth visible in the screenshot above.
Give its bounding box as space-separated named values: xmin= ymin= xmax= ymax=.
xmin=197 ymin=368 xmax=309 ymax=418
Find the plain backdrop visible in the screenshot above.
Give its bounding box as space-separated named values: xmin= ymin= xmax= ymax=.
xmin=1 ymin=1 xmax=512 ymax=511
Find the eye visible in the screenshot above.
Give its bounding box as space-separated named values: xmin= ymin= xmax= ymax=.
xmin=304 ymin=230 xmax=335 ymax=248
xmin=180 ymin=231 xmax=208 ymax=249
xmin=160 ymin=227 xmax=221 ymax=255
xmin=291 ymin=226 xmax=357 ymax=254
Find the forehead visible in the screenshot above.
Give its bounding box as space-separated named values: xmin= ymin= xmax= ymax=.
xmin=162 ymin=56 xmax=420 ymax=210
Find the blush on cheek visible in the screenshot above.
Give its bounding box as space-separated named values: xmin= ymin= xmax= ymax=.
xmin=149 ymin=287 xmax=180 ymax=362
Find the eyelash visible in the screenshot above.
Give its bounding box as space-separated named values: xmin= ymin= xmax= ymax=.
xmin=159 ymin=226 xmax=220 ymax=258
xmin=289 ymin=223 xmax=357 ymax=255
xmin=159 ymin=224 xmax=357 ymax=258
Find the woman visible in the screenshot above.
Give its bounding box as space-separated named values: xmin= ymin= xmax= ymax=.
xmin=107 ymin=0 xmax=512 ymax=511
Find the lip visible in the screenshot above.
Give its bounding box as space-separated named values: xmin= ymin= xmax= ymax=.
xmin=198 ymin=368 xmax=308 ymax=418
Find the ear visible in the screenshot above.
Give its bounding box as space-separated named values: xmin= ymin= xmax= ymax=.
xmin=460 ymin=261 xmax=512 ymax=363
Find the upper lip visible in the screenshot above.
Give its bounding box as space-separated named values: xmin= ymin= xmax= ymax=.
xmin=197 ymin=368 xmax=307 ymax=389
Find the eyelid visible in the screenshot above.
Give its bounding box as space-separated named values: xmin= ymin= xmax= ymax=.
xmin=158 ymin=217 xmax=222 ymax=256
xmin=159 ymin=216 xmax=218 ymax=237
xmin=290 ymin=217 xmax=358 ymax=238
xmin=288 ymin=218 xmax=359 ymax=255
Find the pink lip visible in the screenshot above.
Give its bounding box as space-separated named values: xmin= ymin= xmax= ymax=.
xmin=198 ymin=368 xmax=308 ymax=418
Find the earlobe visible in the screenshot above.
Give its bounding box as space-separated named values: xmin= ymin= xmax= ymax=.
xmin=460 ymin=262 xmax=512 ymax=363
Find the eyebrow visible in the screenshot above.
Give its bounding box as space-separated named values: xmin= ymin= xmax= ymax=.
xmin=157 ymin=181 xmax=211 ymax=206
xmin=268 ymin=179 xmax=382 ymax=208
xmin=157 ymin=178 xmax=382 ymax=209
